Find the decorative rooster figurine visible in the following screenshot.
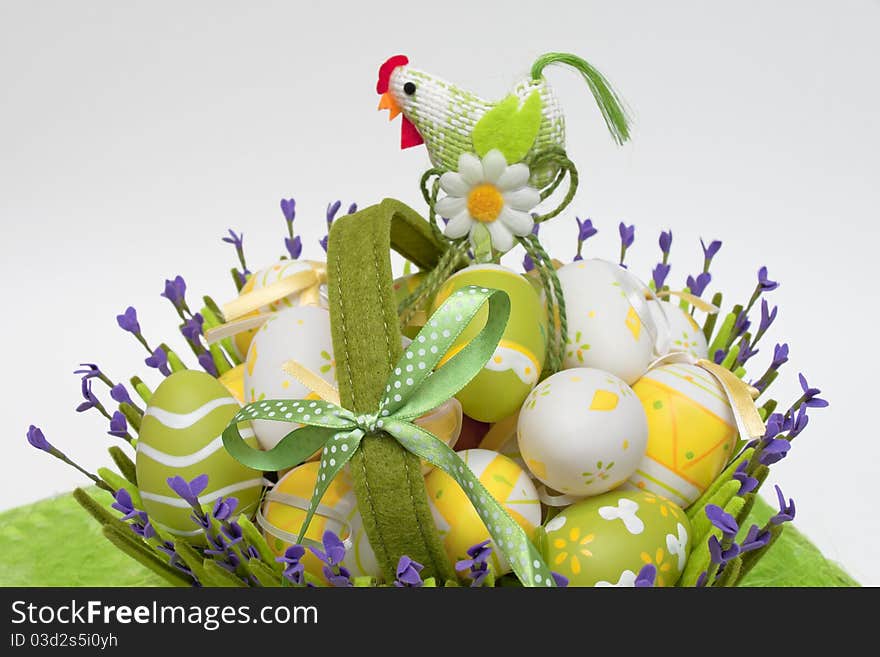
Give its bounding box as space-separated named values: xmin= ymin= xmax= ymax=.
xmin=376 ymin=52 xmax=631 ymax=190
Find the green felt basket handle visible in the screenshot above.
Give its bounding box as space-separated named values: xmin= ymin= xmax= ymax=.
xmin=326 ymin=198 xmax=455 ymax=583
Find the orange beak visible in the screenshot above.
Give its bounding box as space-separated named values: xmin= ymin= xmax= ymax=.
xmin=378 ymin=92 xmax=402 ymax=120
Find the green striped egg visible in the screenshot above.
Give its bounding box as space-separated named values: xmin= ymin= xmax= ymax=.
xmin=136 ymin=370 xmax=263 ymax=541
xmin=431 ymin=264 xmax=547 ymax=422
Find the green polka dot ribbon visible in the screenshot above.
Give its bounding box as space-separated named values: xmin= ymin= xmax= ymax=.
xmin=223 ymin=285 xmax=556 ymax=587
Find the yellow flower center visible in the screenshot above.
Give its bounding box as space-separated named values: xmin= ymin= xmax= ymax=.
xmin=467 ymin=183 xmax=504 ymax=223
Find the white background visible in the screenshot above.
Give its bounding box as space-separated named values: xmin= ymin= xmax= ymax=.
xmin=2 ymin=1 xmax=878 ymax=584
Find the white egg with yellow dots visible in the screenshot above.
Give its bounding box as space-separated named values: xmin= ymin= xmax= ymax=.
xmin=557 ymin=259 xmax=657 ymax=384
xmin=243 ymin=305 xmax=336 ymax=450
xmin=648 ymin=299 xmax=709 ymax=360
xmin=517 ymin=367 xmax=648 ymax=497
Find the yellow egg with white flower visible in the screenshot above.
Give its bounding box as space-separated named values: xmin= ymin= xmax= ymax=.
xmin=424 ymin=449 xmax=541 ymax=575
xmin=557 ymin=259 xmax=657 ymax=384
xmin=432 ymin=264 xmax=547 ymax=422
xmin=626 ymin=363 xmax=738 ymax=508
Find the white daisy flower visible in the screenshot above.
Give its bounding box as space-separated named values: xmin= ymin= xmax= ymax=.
xmin=436 ymin=149 xmax=540 ymax=253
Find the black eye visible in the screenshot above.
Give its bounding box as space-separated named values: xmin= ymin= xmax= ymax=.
xmin=403 ymin=81 xmax=416 ymax=96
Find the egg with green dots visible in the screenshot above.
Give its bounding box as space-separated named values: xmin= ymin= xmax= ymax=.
xmin=557 ymin=259 xmax=657 ymax=384
xmin=136 ymin=370 xmax=263 ymax=541
xmin=542 ymin=489 xmax=690 ymax=587
xmin=431 ymin=264 xmax=547 ymax=422
xmin=518 ymin=367 xmax=648 ymax=497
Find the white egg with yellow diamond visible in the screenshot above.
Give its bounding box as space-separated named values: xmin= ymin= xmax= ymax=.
xmin=517 ymin=367 xmax=648 ymax=497
xmin=557 ymin=259 xmax=656 ymax=384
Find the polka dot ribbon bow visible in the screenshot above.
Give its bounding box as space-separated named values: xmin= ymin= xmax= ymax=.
xmin=222 ymin=285 xmax=557 ymax=587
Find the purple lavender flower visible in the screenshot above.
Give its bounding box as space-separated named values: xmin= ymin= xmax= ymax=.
xmin=145 ymin=347 xmax=171 ymax=376
xmin=319 ymin=234 xmax=329 ymax=253
xmin=107 ymin=411 xmax=129 ymax=439
xmin=347 ymin=202 xmax=358 ymax=215
xmin=686 ymin=272 xmax=711 ymax=296
xmin=652 ymin=263 xmax=671 ymax=290
xmin=394 ymin=555 xmax=425 ymax=587
xmin=109 ymin=384 xmax=132 ymax=406
xmin=695 ymin=571 xmax=708 ymax=588
xmin=167 ymin=474 xmax=209 ymax=508
xmin=770 ymin=485 xmax=796 ymax=525
xmin=111 ymin=489 xmax=142 ymax=522
xmin=116 ymin=307 xmax=141 ymax=335
xmin=323 ymin=564 xmax=353 ymax=588
xmin=280 ymin=198 xmax=296 ymax=223
xmin=310 ymin=530 xmax=346 ymax=567
xmin=618 ymin=222 xmax=635 ymax=248
xmin=455 ymin=540 xmax=493 ymax=587
xmin=277 ymin=545 xmax=306 ymax=585
xmin=326 ymin=200 xmax=342 ymax=226
xmin=713 ymin=349 xmax=726 ymax=365
xmin=576 ymin=217 xmax=597 ymax=242
xmin=758 ymin=438 xmax=791 ymax=466
xmin=705 ymin=504 xmax=739 ymax=537
xmin=634 ymin=563 xmax=656 ymax=587
xmin=198 ymin=353 xmax=219 ymax=378
xmin=181 ymin=314 xmax=205 ymax=342
xmin=757 ymin=266 xmax=779 ymax=292
xmin=740 ymin=525 xmax=772 ymax=552
xmin=772 ymin=343 xmax=789 ymax=369
xmin=736 ymin=335 xmax=759 ymax=366
xmin=523 ymin=253 xmax=535 ymax=271
xmin=161 ymin=276 xmax=188 ymax=310
xmin=74 ymin=363 xmax=103 ymax=380
xmin=701 ymin=238 xmax=722 ymax=265
xmin=26 ymin=425 xmax=52 ymax=452
xmin=708 ymin=535 xmax=740 ymax=565
xmin=551 ymin=572 xmax=569 ymax=588
xmin=76 ymin=378 xmax=100 ymax=413
xmin=222 ymin=229 xmax=244 ymax=251
xmin=798 ymin=373 xmax=829 ymax=408
xmin=733 ymin=310 xmax=751 ymax=338
xmin=659 ymin=229 xmax=672 ymax=256
xmin=285 ymin=235 xmax=302 ymax=260
xmin=788 ymin=404 xmax=809 ymax=439
xmin=211 ymin=496 xmax=239 ymax=522
xmin=733 ymin=460 xmax=759 ymax=495
xmin=758 ymin=299 xmax=777 ymax=336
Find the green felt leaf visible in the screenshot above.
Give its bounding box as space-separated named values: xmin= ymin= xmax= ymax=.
xmin=472 ymin=92 xmax=542 ymax=164
xmin=247 ymin=559 xmax=282 ymax=587
xmin=202 ymin=559 xmax=247 ymax=587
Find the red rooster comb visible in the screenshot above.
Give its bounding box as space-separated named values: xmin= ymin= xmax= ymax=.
xmin=376 ymin=55 xmax=409 ymax=94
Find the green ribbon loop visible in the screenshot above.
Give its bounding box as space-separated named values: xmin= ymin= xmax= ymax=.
xmin=223 ymin=285 xmax=556 ymax=587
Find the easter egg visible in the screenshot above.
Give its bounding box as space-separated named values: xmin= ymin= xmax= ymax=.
xmin=393 ymin=271 xmax=431 ymax=339
xmin=413 ymin=398 xmax=463 ymax=474
xmin=424 ymin=449 xmax=541 ymax=575
xmin=557 ymin=259 xmax=657 ymax=384
xmin=627 ymin=363 xmax=738 ymax=508
xmin=543 ymin=489 xmax=690 ymax=587
xmin=218 ymin=364 xmax=245 ymax=404
xmin=232 ymin=260 xmax=327 ymax=358
xmin=243 ymin=305 xmax=335 ymax=451
xmin=260 ymin=462 xmax=380 ymax=579
xmin=649 ymin=300 xmax=709 ymax=359
xmin=136 ymin=370 xmax=263 ymax=540
xmin=518 ymin=368 xmax=648 ymax=496
xmin=431 ymin=264 xmax=547 ymax=422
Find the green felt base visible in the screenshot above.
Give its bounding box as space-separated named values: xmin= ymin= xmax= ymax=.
xmin=0 ymin=488 xmax=858 ymax=587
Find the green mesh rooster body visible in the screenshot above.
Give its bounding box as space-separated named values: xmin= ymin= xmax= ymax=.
xmin=377 ymin=52 xmax=631 ymax=188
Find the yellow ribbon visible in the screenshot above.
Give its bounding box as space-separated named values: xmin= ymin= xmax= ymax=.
xmin=281 ymin=360 xmax=341 ymax=406
xmin=648 ymin=352 xmax=765 ymax=441
xmin=654 ymin=289 xmax=720 ymax=314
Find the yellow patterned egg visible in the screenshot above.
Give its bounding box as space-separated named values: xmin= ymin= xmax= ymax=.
xmin=432 ymin=264 xmax=547 ymax=422
xmin=557 ymin=259 xmax=657 ymax=384
xmin=260 ymin=462 xmax=380 ymax=579
xmin=243 ymin=306 xmax=335 ymax=450
xmin=518 ymin=368 xmax=648 ymax=496
xmin=232 ymin=260 xmax=327 ymax=359
xmin=648 ymin=300 xmax=709 ymax=359
xmin=136 ymin=371 xmax=263 ymax=541
xmin=626 ymin=363 xmax=737 ymax=508
xmin=424 ymin=448 xmax=541 ymax=576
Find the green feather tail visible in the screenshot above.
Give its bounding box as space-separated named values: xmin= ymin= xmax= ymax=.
xmin=531 ymin=52 xmax=631 ymax=145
